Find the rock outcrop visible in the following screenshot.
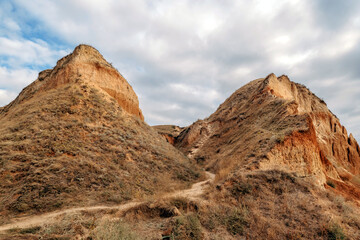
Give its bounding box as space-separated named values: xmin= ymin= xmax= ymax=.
xmin=152 ymin=125 xmax=183 ymax=145
xmin=176 ymin=73 xmax=360 ymax=195
xmin=1 ymin=44 xmax=143 ymax=120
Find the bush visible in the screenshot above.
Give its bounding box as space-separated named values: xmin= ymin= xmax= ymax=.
xmin=172 ymin=214 xmax=203 ymax=240
xmin=325 ymin=224 xmax=346 ymax=240
xmin=225 ymin=207 xmax=248 ymax=236
xmin=231 ymin=181 xmax=252 ymax=197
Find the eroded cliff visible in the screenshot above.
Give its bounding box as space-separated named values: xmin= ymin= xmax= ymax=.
xmin=176 ymin=73 xmax=360 ymax=192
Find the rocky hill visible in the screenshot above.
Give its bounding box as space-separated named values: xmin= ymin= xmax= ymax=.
xmin=173 ymin=73 xmax=360 ymax=239
xmin=177 ymin=73 xmax=360 ymax=194
xmin=0 ymin=45 xmax=200 ymax=222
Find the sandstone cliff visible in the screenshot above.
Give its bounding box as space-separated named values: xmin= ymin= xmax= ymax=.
xmin=176 ymin=73 xmax=360 ymax=197
xmin=1 ymin=44 xmax=144 ymax=120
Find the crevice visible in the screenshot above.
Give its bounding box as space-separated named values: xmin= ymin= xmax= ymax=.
xmin=332 ymin=143 xmax=335 ymax=156
xmin=334 ymin=123 xmax=337 ymax=133
xmin=329 ymin=118 xmax=332 ymax=131
xmin=347 ymin=147 xmax=351 ymax=163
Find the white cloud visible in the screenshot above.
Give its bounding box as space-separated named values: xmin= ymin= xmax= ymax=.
xmin=0 ymin=89 xmax=17 ymax=107
xmin=0 ymin=67 xmax=37 ymax=90
xmin=0 ymin=67 xmax=38 ymax=106
xmin=0 ymin=37 xmax=68 ymax=67
xmin=1 ymin=0 xmax=359 ymax=139
xmin=3 ymin=18 xmax=21 ymax=32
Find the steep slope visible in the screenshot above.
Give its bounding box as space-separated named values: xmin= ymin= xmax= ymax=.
xmin=0 ymin=45 xmax=200 ymax=221
xmin=177 ymin=73 xmax=360 ymax=189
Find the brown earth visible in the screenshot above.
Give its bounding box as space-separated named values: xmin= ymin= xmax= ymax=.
xmin=0 ymin=45 xmax=201 ymax=223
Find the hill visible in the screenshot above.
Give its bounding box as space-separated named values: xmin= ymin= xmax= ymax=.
xmin=177 ymin=73 xmax=360 ymax=193
xmin=173 ymin=73 xmax=360 ymax=239
xmin=0 ymin=45 xmax=201 ymax=223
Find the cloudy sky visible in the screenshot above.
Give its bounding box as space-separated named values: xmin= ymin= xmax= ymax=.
xmin=1 ymin=0 xmax=360 ymax=139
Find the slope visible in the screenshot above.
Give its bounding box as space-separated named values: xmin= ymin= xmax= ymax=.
xmin=0 ymin=45 xmax=201 ymax=222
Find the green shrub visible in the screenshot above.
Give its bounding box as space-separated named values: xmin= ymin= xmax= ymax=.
xmin=325 ymin=224 xmax=346 ymax=240
xmin=225 ymin=207 xmax=248 ymax=236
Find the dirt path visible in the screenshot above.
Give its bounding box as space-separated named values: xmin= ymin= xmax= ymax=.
xmin=0 ymin=171 xmax=215 ymax=233
xmin=166 ymin=171 xmax=215 ymax=200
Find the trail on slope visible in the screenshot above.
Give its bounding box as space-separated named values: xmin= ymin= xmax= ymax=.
xmin=0 ymin=172 xmax=215 ymax=233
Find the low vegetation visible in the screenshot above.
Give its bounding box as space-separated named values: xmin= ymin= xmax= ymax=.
xmin=0 ymin=82 xmax=201 ymax=219
xmin=171 ymin=214 xmax=202 ymax=240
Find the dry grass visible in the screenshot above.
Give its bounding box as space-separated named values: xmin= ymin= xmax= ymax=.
xmin=200 ymin=169 xmax=360 ymax=239
xmin=3 ymin=174 xmax=359 ymax=239
xmin=0 ymin=81 xmax=202 ymax=220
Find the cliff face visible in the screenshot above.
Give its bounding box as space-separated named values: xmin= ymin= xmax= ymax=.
xmin=176 ymin=73 xmax=360 ymax=191
xmin=1 ymin=44 xmax=144 ymax=120
xmin=0 ymin=45 xmax=200 ymax=219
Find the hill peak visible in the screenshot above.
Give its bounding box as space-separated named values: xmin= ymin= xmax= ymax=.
xmin=4 ymin=45 xmax=144 ymax=120
xmin=54 ymin=44 xmax=108 ymax=69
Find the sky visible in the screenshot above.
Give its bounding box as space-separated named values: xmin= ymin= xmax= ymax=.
xmin=1 ymin=0 xmax=360 ymax=139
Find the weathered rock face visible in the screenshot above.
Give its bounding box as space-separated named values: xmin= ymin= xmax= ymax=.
xmin=176 ymin=74 xmax=360 ymax=192
xmin=2 ymin=44 xmax=144 ymax=120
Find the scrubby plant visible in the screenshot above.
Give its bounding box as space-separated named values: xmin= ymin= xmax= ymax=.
xmin=172 ymin=214 xmax=203 ymax=240
xmin=325 ymin=223 xmax=346 ymax=240
xmin=231 ymin=181 xmax=253 ymax=197
xmin=224 ymin=207 xmax=248 ymax=236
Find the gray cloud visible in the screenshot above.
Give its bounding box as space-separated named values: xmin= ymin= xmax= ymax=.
xmin=1 ymin=0 xmax=360 ymax=139
xmin=313 ymin=0 xmax=360 ymax=30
